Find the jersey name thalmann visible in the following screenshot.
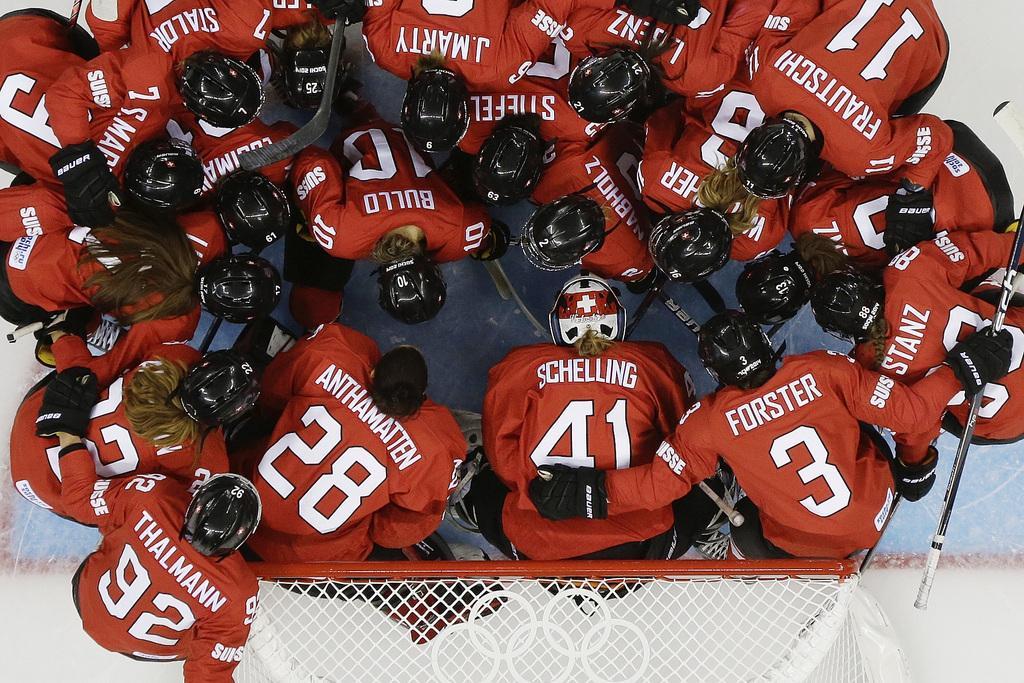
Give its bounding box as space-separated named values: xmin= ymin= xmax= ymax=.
xmin=134 ymin=509 xmax=228 ymax=612
xmin=395 ymin=26 xmax=490 ymax=63
xmin=535 ymin=357 xmax=638 ymax=389
xmin=471 ymin=94 xmax=557 ymax=122
xmin=881 ymin=303 xmax=931 ymax=376
xmin=313 ymin=363 xmax=423 ymax=470
xmin=772 ymin=49 xmax=882 ymax=141
xmin=149 ymin=8 xmax=221 ymax=53
xmin=724 ymin=372 xmax=823 ymax=436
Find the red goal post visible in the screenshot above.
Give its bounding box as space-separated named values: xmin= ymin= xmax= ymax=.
xmin=236 ymin=559 xmax=909 ymax=683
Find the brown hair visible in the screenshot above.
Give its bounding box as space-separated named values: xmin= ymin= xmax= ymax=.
xmin=284 ymin=17 xmax=332 ymax=50
xmin=372 ymin=346 xmax=427 ymax=418
xmin=371 ymin=230 xmax=421 ymax=264
xmin=793 ymin=232 xmax=848 ymax=279
xmin=574 ymin=329 xmax=616 ymax=358
xmin=415 ymin=54 xmax=447 ymax=75
xmin=865 ymin=317 xmax=891 ymax=370
xmin=697 ymin=157 xmax=761 ymax=236
xmin=125 ymin=357 xmax=200 ymax=450
xmin=81 ymin=211 xmax=198 ymax=326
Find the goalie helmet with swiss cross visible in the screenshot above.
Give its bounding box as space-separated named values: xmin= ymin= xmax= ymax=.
xmin=549 ymin=273 xmax=626 ymax=346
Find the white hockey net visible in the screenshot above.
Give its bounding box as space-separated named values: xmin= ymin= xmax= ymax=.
xmin=236 ymin=560 xmax=904 ymax=683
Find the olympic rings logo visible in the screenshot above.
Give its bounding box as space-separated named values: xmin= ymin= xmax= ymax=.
xmin=428 ymin=585 xmax=651 ymax=683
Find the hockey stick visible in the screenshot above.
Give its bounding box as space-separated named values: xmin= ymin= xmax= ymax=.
xmin=481 ymin=260 xmax=547 ymax=335
xmin=623 ymin=273 xmax=668 ymax=340
xmin=699 ymin=480 xmax=744 ymax=526
xmin=915 ymin=100 xmax=1024 ymax=610
xmin=239 ymin=18 xmax=347 ymax=171
xmin=69 ymin=0 xmax=83 ymax=26
xmin=860 ymin=493 xmax=901 ymax=572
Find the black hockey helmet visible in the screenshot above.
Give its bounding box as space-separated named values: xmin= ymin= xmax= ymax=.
xmin=648 ymin=208 xmax=732 ymax=283
xmin=377 ymin=255 xmax=447 ymax=324
xmin=698 ymin=310 xmax=776 ymax=389
xmin=736 ymin=250 xmax=814 ymax=325
xmin=521 ymin=195 xmax=607 ymax=271
xmin=281 ymin=45 xmax=331 ymax=110
xmin=182 ymin=473 xmax=261 ymax=557
xmin=810 ymin=270 xmax=884 ymax=343
xmin=735 ymin=117 xmax=816 ymax=199
xmin=178 ymin=51 xmax=264 ymax=129
xmin=401 ymin=67 xmax=469 ymax=153
xmin=568 ymin=49 xmax=651 ymax=123
xmin=123 ymin=137 xmax=204 ymax=212
xmin=179 ymin=350 xmax=260 ymax=427
xmin=472 ymin=115 xmax=545 ymax=205
xmin=197 ymin=254 xmax=282 ymax=324
xmin=215 ymin=171 xmax=291 ymax=250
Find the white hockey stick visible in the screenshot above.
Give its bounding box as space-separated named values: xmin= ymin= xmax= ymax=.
xmin=698 ymin=481 xmax=744 ymax=526
xmin=916 ymin=100 xmax=1024 ymax=609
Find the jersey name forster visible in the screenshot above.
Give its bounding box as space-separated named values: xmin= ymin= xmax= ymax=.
xmin=725 ymin=373 xmax=824 ymax=436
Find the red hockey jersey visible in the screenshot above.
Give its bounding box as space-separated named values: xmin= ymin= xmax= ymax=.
xmin=248 ymin=323 xmax=465 ymax=561
xmin=0 ymin=184 xmax=73 ymax=242
xmin=750 ymin=0 xmax=950 ymax=186
xmin=61 ymin=460 xmax=256 ymax=681
xmin=170 ymin=116 xmax=298 ymax=194
xmin=86 ymin=0 xmax=322 ymax=60
xmin=533 ymin=124 xmax=653 ymax=282
xmin=853 ymin=231 xmax=1024 ymax=443
xmin=361 ymin=0 xmax=609 ymax=88
xmin=563 ymin=0 xmax=771 ymax=96
xmin=605 ymin=351 xmax=961 ymax=557
xmin=790 ymin=154 xmax=1005 ymax=270
xmin=0 ymin=12 xmax=89 ymax=181
xmin=11 ymin=343 xmax=229 ymax=518
xmin=291 ymin=116 xmax=492 ymax=262
xmin=45 ymin=48 xmax=184 ymax=178
xmin=639 ymin=93 xmax=789 ymax=260
xmin=484 ymin=341 xmax=694 ymax=559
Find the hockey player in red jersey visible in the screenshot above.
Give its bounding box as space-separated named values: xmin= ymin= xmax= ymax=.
xmin=706 ymin=0 xmax=950 ymax=230
xmin=472 ymin=273 xmax=721 ymax=560
xmin=811 ymin=231 xmax=1024 ymax=445
xmin=562 ymin=0 xmax=772 ymax=98
xmin=789 ymin=121 xmax=1015 ymax=268
xmin=45 ymin=48 xmax=263 ymax=226
xmin=529 ymin=310 xmax=1012 ymax=558
xmin=11 ymin=347 xmax=257 ymax=518
xmin=289 ymin=105 xmax=505 ymax=326
xmin=35 ymin=366 xmax=261 ymax=681
xmin=522 ymin=124 xmax=655 ymax=284
xmin=245 ymin=323 xmax=465 ymax=562
xmin=639 ymin=84 xmax=789 ymax=260
xmin=0 ymin=9 xmax=98 ymax=181
xmin=86 ymin=0 xmax=328 ymax=61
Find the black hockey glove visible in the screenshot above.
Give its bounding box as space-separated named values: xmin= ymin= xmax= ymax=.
xmin=528 ymin=465 xmax=608 ymax=521
xmin=48 ymin=141 xmax=121 ymax=227
xmin=35 ymin=367 xmax=99 ymax=437
xmin=892 ymin=446 xmax=938 ymax=502
xmin=626 ymin=269 xmax=661 ymax=295
xmin=620 ymin=0 xmax=701 ymax=24
xmin=946 ymin=328 xmax=1014 ymax=396
xmin=471 ymin=220 xmax=510 ymax=261
xmin=310 ymin=0 xmax=365 ymax=22
xmin=32 ymin=307 xmax=93 ymax=344
xmin=883 ymin=180 xmax=934 ymax=256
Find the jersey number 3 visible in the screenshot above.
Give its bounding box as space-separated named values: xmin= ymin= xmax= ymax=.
xmin=770 ymin=426 xmax=852 ymax=517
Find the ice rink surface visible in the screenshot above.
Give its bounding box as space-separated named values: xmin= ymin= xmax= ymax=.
xmin=1 ymin=0 xmax=1023 ymax=680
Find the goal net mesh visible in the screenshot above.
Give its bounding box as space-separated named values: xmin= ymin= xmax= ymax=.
xmin=236 ymin=561 xmax=878 ymax=683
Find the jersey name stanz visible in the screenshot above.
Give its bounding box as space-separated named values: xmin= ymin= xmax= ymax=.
xmin=313 ymin=363 xmax=423 ymax=470
xmin=724 ymin=372 xmax=823 ymax=436
xmin=536 ymin=357 xmax=638 ymax=390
